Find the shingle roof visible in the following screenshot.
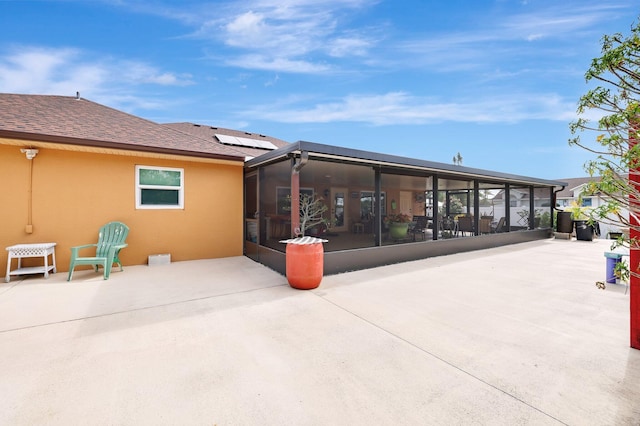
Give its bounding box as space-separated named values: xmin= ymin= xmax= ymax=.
xmin=555 ymin=177 xmax=599 ymax=198
xmin=0 ymin=93 xmax=246 ymax=161
xmin=163 ymin=122 xmax=290 ymax=159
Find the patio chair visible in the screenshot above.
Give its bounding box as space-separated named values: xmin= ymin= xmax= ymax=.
xmin=440 ymin=216 xmax=456 ymax=238
xmin=493 ymin=217 xmax=506 ymax=233
xmin=479 ymin=217 xmax=492 ymax=234
xmin=457 ymin=215 xmax=474 ymax=237
xmin=67 ymin=221 xmax=129 ymax=281
xmin=410 ymin=215 xmax=428 ymax=241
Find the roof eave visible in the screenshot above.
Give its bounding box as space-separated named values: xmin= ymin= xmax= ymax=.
xmin=246 ymin=140 xmax=568 ymax=187
xmin=0 ymin=129 xmax=245 ymax=163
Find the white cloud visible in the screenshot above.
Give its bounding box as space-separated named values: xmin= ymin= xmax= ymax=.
xmin=0 ymin=45 xmax=193 ymax=107
xmin=264 ymin=74 xmax=280 ymax=86
xmin=225 ymin=54 xmax=331 ymax=73
xmin=180 ymin=0 xmax=377 ymax=73
xmin=224 ymin=11 xmax=269 ymax=47
xmin=121 ymin=61 xmax=194 ymax=86
xmin=501 ymin=3 xmax=626 ymax=40
xmin=0 ymin=47 xmax=79 ymax=93
xmin=526 ymin=34 xmax=543 ymax=42
xmin=104 ymin=0 xmax=633 ymax=79
xmin=327 ymin=36 xmax=372 ymax=57
xmin=241 ymin=91 xmax=578 ymax=125
xmin=396 ymin=3 xmax=631 ymax=73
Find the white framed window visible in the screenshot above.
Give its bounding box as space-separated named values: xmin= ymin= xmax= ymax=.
xmin=135 ymin=165 xmax=184 ymax=209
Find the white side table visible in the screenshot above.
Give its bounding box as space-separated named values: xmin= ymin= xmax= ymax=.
xmin=5 ymin=243 xmax=57 ymax=283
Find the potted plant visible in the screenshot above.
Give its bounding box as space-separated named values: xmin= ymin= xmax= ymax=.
xmin=556 ymin=209 xmax=573 ymax=233
xmin=565 ymin=197 xmax=596 ymax=241
xmin=383 ymin=213 xmax=412 ymax=240
xmin=280 ymin=194 xmax=328 ymax=290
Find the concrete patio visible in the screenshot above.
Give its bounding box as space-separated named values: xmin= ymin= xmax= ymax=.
xmin=0 ymin=238 xmax=638 ymax=425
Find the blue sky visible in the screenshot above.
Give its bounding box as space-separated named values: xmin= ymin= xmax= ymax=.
xmin=1 ymin=0 xmax=637 ymax=180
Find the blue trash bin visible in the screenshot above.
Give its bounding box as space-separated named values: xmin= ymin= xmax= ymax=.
xmin=604 ymin=252 xmax=623 ymax=284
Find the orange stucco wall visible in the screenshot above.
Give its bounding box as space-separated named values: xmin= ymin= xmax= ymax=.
xmin=0 ymin=143 xmax=244 ymax=275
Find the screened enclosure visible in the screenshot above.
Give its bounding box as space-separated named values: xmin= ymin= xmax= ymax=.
xmin=244 ymin=142 xmax=565 ymax=275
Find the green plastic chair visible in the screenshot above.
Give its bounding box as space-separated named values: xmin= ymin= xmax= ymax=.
xmin=67 ymin=221 xmax=129 ymax=281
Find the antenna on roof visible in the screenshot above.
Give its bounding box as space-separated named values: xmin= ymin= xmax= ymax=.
xmin=75 ymin=91 xmax=80 ymax=100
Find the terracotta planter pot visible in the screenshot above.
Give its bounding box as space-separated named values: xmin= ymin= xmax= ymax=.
xmin=281 ymin=236 xmax=328 ymax=290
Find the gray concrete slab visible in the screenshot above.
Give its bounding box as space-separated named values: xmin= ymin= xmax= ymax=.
xmin=0 ymin=238 xmax=638 ymax=425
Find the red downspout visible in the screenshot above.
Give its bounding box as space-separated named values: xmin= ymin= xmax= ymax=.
xmin=630 ymin=127 xmax=640 ymax=349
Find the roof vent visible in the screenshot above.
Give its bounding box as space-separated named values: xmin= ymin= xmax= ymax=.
xmin=75 ymin=91 xmax=80 ymax=100
xmin=193 ymin=124 xmax=201 ymax=127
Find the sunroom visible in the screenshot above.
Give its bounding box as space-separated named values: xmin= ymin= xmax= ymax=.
xmin=244 ymin=141 xmax=566 ymax=275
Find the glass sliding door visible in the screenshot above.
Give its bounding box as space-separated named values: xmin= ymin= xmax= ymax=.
xmin=478 ymin=182 xmax=506 ymax=234
xmin=259 ymin=160 xmax=291 ymax=251
xmin=534 ymin=187 xmax=552 ymax=228
xmin=380 ymin=172 xmax=433 ymax=244
xmin=297 ymin=159 xmax=376 ymax=251
xmin=510 ymin=185 xmax=532 ymax=231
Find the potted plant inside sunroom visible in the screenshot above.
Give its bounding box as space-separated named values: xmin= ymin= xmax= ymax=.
xmin=383 ymin=213 xmax=413 ymax=240
xmin=280 ymin=194 xmax=329 ymax=290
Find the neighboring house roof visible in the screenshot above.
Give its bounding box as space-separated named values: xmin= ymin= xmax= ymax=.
xmin=163 ymin=122 xmax=290 ymax=159
xmin=0 ymin=93 xmax=246 ymax=162
xmin=490 ymin=187 xmax=554 ymax=201
xmin=555 ymin=177 xmax=600 ymax=199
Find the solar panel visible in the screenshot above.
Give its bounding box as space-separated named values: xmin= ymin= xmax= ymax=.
xmin=237 ymin=136 xmax=278 ymax=150
xmin=215 ymin=134 xmax=277 ymax=150
xmin=238 ymin=137 xmax=260 ymax=148
xmin=215 ymin=134 xmax=239 ymax=145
